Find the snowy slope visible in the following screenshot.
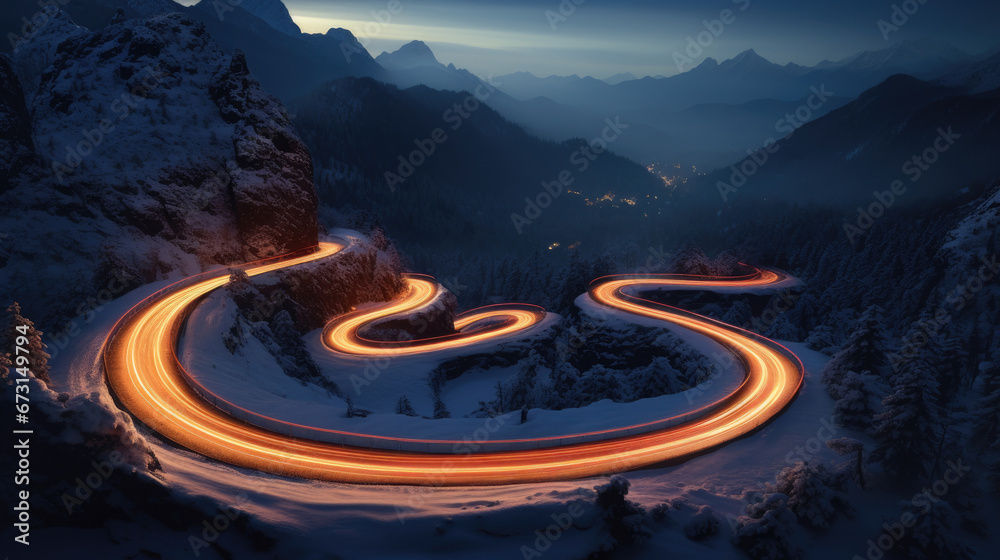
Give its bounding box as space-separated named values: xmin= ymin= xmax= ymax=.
xmin=0 ymin=9 xmax=319 ymax=328
xmin=32 ymin=253 xmax=1000 ymax=559
xmin=937 ymin=50 xmax=1000 ymax=94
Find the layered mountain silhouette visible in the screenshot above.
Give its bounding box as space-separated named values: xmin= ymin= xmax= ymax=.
xmin=689 ymin=51 xmax=1000 ymax=204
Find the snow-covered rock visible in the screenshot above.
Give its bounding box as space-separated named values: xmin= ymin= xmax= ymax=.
xmin=0 ymin=10 xmax=319 ymax=328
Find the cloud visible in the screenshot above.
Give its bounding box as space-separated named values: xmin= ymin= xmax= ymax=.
xmin=285 ymin=0 xmax=1000 ymax=77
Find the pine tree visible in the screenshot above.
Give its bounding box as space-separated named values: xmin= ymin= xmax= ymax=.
xmin=771 ymin=462 xmax=850 ymax=529
xmin=346 ymin=396 xmax=357 ymax=418
xmin=593 ymin=476 xmax=650 ymax=551
xmin=894 ymin=500 xmax=974 ymax=560
xmin=722 ymin=300 xmax=754 ymax=329
xmin=826 ymin=437 xmax=867 ymax=489
xmin=821 ymin=305 xmax=889 ymax=398
xmin=764 ymin=313 xmax=799 ymax=341
xmin=629 ymin=357 xmax=682 ymax=399
xmin=925 ymin=324 xmax=967 ymax=407
xmin=509 ymin=350 xmax=541 ymax=411
xmin=395 ymin=395 xmax=417 ymax=416
xmin=805 ymin=325 xmax=840 ymax=356
xmin=670 ymin=243 xmax=712 ymax=275
xmin=832 ymin=370 xmax=882 ymax=431
xmin=870 ymin=355 xmax=940 ymax=481
xmin=971 ymin=363 xmax=1000 ymax=450
xmin=731 ymin=493 xmax=801 ymax=560
xmin=2 ymin=302 xmax=51 ymax=383
xmin=971 ymin=361 xmax=1000 ymax=492
xmin=433 ymin=395 xmax=451 ymax=419
xmin=547 ymin=361 xmax=578 ymax=410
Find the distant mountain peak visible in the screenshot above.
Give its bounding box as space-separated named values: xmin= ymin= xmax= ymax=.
xmin=603 ymin=72 xmax=637 ymax=85
xmin=233 ymin=0 xmax=301 ymax=36
xmin=840 ymin=38 xmax=969 ymax=74
xmin=729 ymin=48 xmax=766 ymax=65
xmin=693 ymin=57 xmax=719 ymax=71
xmin=718 ymin=49 xmax=776 ymax=73
xmin=376 ymin=40 xmax=442 ymax=71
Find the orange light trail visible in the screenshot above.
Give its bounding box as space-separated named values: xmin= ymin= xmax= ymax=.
xmin=323 ymin=274 xmax=545 ymax=356
xmin=104 ymin=243 xmax=803 ymax=485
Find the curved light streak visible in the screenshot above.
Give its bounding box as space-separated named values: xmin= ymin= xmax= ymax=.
xmin=323 ymin=274 xmax=545 ymax=356
xmin=104 ymin=243 xmax=803 ymax=485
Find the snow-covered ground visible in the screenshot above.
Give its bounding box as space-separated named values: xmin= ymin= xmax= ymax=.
xmin=178 ymin=298 xmax=745 ymax=445
xmin=43 ymin=287 xmax=867 ymax=560
xmin=40 ymin=266 xmax=1000 ymax=559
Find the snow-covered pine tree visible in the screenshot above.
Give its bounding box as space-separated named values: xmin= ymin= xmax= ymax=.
xmin=395 ymin=395 xmax=417 ymax=416
xmin=722 ymin=299 xmax=754 ymax=329
xmin=731 ymin=493 xmax=801 ymax=560
xmin=821 ymin=305 xmax=889 ymax=398
xmin=546 ymin=360 xmax=579 ymax=410
xmin=924 ymin=323 xmax=967 ymax=407
xmin=593 ymin=476 xmax=650 ymax=552
xmin=826 ymin=437 xmax=867 ymax=489
xmin=870 ymin=352 xmax=941 ymax=481
xmin=971 ymin=362 xmax=1000 ymax=450
xmin=2 ymin=302 xmax=51 ymax=383
xmin=771 ymin=462 xmax=850 ymax=529
xmin=573 ymin=365 xmax=625 ymax=405
xmin=893 ymin=499 xmax=974 ymax=560
xmin=628 ymin=357 xmax=682 ymax=399
xmin=764 ymin=312 xmax=799 ymax=341
xmin=805 ymin=324 xmax=840 ymax=356
xmin=833 ymin=370 xmax=882 ymax=431
xmin=508 ymin=350 xmax=541 ymax=411
xmin=670 ymin=243 xmax=713 ymax=275
xmin=684 ymin=505 xmax=721 ymax=540
xmin=971 ymin=361 xmax=1000 ymax=492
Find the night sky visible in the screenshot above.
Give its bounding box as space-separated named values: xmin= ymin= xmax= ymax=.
xmin=232 ymin=0 xmax=1000 ymax=78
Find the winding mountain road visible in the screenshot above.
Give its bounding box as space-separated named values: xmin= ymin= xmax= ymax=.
xmin=103 ymin=241 xmax=803 ymax=485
